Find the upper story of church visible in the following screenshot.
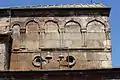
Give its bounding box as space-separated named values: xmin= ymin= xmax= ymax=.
xmin=0 ymin=3 xmax=111 ymax=71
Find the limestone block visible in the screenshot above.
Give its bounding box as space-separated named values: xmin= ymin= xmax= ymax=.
xmin=64 ymin=33 xmax=81 ymax=40
xmin=102 ymin=16 xmax=109 ymax=22
xmin=71 ymin=52 xmax=87 ymax=60
xmin=0 ymin=18 xmax=9 ymax=27
xmin=17 ymin=53 xmax=32 ymax=62
xmin=64 ymin=40 xmax=72 ymax=47
xmin=26 ymin=40 xmax=39 ymax=50
xmin=86 ymin=52 xmax=111 ymax=61
xmin=87 ymin=32 xmax=105 ymax=40
xmin=71 ymin=40 xmax=82 ymax=48
xmin=51 ymin=32 xmax=60 ymax=40
xmin=0 ymin=43 xmax=5 ymax=54
xmin=87 ymin=61 xmax=101 ymax=69
xmin=11 ymin=17 xmax=27 ymax=22
xmin=0 ymin=54 xmax=5 ymax=70
xmin=106 ymin=53 xmax=111 ymax=60
xmin=103 ymin=40 xmax=111 ymax=48
xmin=45 ymin=61 xmax=59 ymax=69
xmin=45 ymin=32 xmax=59 ymax=40
xmin=78 ymin=60 xmax=102 ymax=69
xmin=101 ymin=61 xmax=112 ymax=68
xmin=97 ymin=52 xmax=111 ymax=60
xmin=11 ymin=54 xmax=19 ymax=62
xmin=44 ymin=40 xmax=60 ymax=48
xmin=86 ymin=53 xmax=99 ymax=60
xmin=0 ymin=43 xmax=6 ymax=70
xmin=86 ymin=40 xmax=104 ymax=48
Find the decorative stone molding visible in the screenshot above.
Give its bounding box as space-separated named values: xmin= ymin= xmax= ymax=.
xmin=64 ymin=20 xmax=81 ymax=28
xmin=81 ymin=28 xmax=87 ymax=33
xmin=44 ymin=20 xmax=59 ymax=25
xmin=24 ymin=17 xmax=40 ymax=28
xmin=11 ymin=21 xmax=23 ymax=28
xmin=60 ymin=28 xmax=64 ymax=33
xmin=19 ymin=28 xmax=26 ymax=49
xmin=86 ymin=19 xmax=105 ymax=28
xmin=20 ymin=28 xmax=26 ymax=33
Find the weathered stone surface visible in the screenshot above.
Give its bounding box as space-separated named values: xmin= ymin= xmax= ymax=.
xmin=0 ymin=41 xmax=9 ymax=70
xmin=10 ymin=50 xmax=112 ymax=70
xmin=0 ymin=54 xmax=5 ymax=70
xmin=0 ymin=5 xmax=112 ymax=71
xmin=101 ymin=61 xmax=112 ymax=68
xmin=86 ymin=52 xmax=111 ymax=61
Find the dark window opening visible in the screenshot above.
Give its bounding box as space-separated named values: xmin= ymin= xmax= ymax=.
xmin=32 ymin=56 xmax=45 ymax=67
xmin=66 ymin=56 xmax=75 ymax=63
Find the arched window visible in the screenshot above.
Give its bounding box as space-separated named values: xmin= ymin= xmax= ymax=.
xmin=64 ymin=21 xmax=82 ymax=48
xmin=26 ymin=21 xmax=39 ymax=50
xmin=44 ymin=21 xmax=60 ymax=48
xmin=86 ymin=20 xmax=106 ymax=48
xmin=12 ymin=24 xmax=20 ymax=50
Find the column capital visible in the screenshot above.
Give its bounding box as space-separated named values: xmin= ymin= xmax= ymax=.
xmin=20 ymin=28 xmax=26 ymax=33
xmin=59 ymin=28 xmax=64 ymax=33
xmin=81 ymin=28 xmax=87 ymax=33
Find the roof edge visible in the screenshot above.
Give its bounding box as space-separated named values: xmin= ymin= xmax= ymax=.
xmin=0 ymin=3 xmax=110 ymax=10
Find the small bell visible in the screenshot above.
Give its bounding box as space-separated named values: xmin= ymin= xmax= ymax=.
xmin=58 ymin=54 xmax=64 ymax=61
xmin=45 ymin=52 xmax=52 ymax=63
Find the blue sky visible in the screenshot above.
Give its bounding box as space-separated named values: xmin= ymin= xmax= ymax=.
xmin=0 ymin=0 xmax=120 ymax=67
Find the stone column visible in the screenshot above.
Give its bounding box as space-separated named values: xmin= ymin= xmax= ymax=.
xmin=60 ymin=28 xmax=64 ymax=48
xmin=105 ymin=28 xmax=111 ymax=49
xmin=40 ymin=29 xmax=45 ymax=48
xmin=20 ymin=28 xmax=26 ymax=50
xmin=81 ymin=28 xmax=87 ymax=47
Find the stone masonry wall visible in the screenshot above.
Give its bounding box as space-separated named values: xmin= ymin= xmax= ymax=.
xmin=10 ymin=50 xmax=111 ymax=70
xmin=0 ymin=15 xmax=112 ymax=70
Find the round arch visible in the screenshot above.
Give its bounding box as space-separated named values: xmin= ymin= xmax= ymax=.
xmin=11 ymin=23 xmax=21 ymax=50
xmin=45 ymin=20 xmax=59 ymax=27
xmin=86 ymin=19 xmax=106 ymax=48
xmin=44 ymin=20 xmax=60 ymax=32
xmin=64 ymin=20 xmax=81 ymax=29
xmin=25 ymin=18 xmax=40 ymax=50
xmin=24 ymin=18 xmax=40 ymax=28
xmin=43 ymin=20 xmax=60 ymax=48
xmin=86 ymin=19 xmax=106 ymax=28
xmin=63 ymin=20 xmax=82 ymax=48
xmin=11 ymin=21 xmax=23 ymax=28
xmin=64 ymin=20 xmax=82 ymax=33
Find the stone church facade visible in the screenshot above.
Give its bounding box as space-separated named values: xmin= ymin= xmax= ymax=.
xmin=0 ymin=3 xmax=112 ymax=71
